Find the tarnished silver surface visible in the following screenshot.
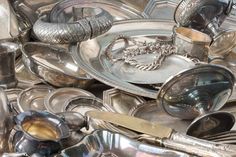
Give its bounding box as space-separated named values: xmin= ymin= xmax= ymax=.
xmin=129 ymin=101 xmax=190 ymax=133
xmin=0 ymin=42 xmax=18 ymax=88
xmin=33 ymin=7 xmax=113 ymax=44
xmin=157 ymin=64 xmax=235 ymax=137
xmin=56 ymin=112 xmax=86 ymax=131
xmin=15 ymin=59 xmax=42 ymax=86
xmin=103 ymin=88 xmax=146 ymax=114
xmin=174 ymin=0 xmax=236 ymax=56
xmin=49 ymin=0 xmax=147 ymax=22
xmin=13 ymin=111 xmax=70 ymax=156
xmin=45 ymin=87 xmax=95 ymax=113
xmin=71 ymin=19 xmax=195 ymax=98
xmin=5 ymin=88 xmax=23 ymax=114
xmin=0 ymin=0 xmax=19 ymax=39
xmin=17 ymin=85 xmax=54 ymax=112
xmin=143 ymin=0 xmax=179 ymax=20
xmin=173 ymin=27 xmax=211 ymax=62
xmin=57 ymin=130 xmax=191 ymax=157
xmin=22 ymin=42 xmax=93 ymax=87
xmin=0 ymin=88 xmax=12 ymax=154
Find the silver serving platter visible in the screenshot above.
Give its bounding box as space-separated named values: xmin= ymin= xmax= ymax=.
xmin=71 ymin=19 xmax=195 ymax=98
xmin=58 ymin=130 xmax=191 ymax=157
xmin=17 ymin=85 xmax=54 ymax=112
xmin=45 ymin=87 xmax=95 ymax=113
xmin=49 ymin=0 xmax=147 ymax=22
xmin=129 ymin=101 xmax=190 ymax=133
xmin=103 ymin=88 xmax=146 ymax=114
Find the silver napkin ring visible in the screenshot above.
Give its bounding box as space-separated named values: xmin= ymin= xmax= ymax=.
xmin=33 ymin=7 xmax=113 ymax=44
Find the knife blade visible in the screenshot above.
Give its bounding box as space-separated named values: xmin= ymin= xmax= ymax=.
xmin=86 ymin=110 xmax=173 ymax=139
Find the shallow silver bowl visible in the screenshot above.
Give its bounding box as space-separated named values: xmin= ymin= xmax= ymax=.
xmin=17 ymin=85 xmax=54 ymax=112
xmin=21 ymin=42 xmax=94 ymax=87
xmin=57 ymin=130 xmax=190 ymax=157
xmin=45 ymin=87 xmax=95 ymax=113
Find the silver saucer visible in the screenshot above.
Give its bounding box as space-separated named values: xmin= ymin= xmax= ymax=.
xmin=45 ymin=87 xmax=95 ymax=113
xmin=71 ymin=19 xmax=195 ymax=98
xmin=17 ymin=85 xmax=54 ymax=112
xmin=128 ymin=101 xmax=190 ymax=133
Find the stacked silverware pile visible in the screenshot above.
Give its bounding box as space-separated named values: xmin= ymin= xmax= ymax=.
xmin=1 ymin=0 xmax=236 ymax=156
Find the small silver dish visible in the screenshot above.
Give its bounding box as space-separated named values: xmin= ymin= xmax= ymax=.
xmin=103 ymin=88 xmax=146 ymax=114
xmin=63 ymin=96 xmax=128 ymax=134
xmin=173 ymin=27 xmax=211 ymax=62
xmin=22 ymin=42 xmax=93 ymax=87
xmin=17 ymin=85 xmax=54 ymax=112
xmin=12 ymin=111 xmax=70 ymax=156
xmin=58 ymin=129 xmax=191 ymax=157
xmin=45 ymin=87 xmax=95 ymax=113
xmin=128 ymin=101 xmax=190 ymax=133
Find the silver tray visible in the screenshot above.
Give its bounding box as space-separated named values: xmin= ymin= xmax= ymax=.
xmin=103 ymin=88 xmax=146 ymax=114
xmin=49 ymin=0 xmax=148 ymax=22
xmin=45 ymin=87 xmax=95 ymax=113
xmin=129 ymin=101 xmax=190 ymax=133
xmin=71 ymin=19 xmax=195 ymax=98
xmin=58 ymin=130 xmax=190 ymax=157
xmin=17 ymin=85 xmax=54 ymax=112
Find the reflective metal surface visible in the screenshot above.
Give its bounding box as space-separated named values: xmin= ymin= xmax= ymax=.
xmin=173 ymin=27 xmax=211 ymax=62
xmin=0 ymin=88 xmax=12 ymax=154
xmin=129 ymin=101 xmax=190 ymax=133
xmin=0 ymin=0 xmax=19 ymax=39
xmin=71 ymin=19 xmax=195 ymax=98
xmin=45 ymin=87 xmax=95 ymax=113
xmin=34 ymin=8 xmax=113 ymax=44
xmin=22 ymin=42 xmax=93 ymax=87
xmin=5 ymin=88 xmax=23 ymax=114
xmin=15 ymin=59 xmax=42 ymax=86
xmin=157 ymin=64 xmax=235 ymax=137
xmin=0 ymin=42 xmax=18 ymax=88
xmin=157 ymin=64 xmax=235 ymax=119
xmin=174 ymin=0 xmax=236 ymax=56
xmin=103 ymin=88 xmax=146 ymax=114
xmin=57 ymin=130 xmax=191 ymax=157
xmin=174 ymin=0 xmax=232 ymax=29
xmin=49 ymin=0 xmax=147 ymax=22
xmin=13 ymin=111 xmax=70 ymax=156
xmin=17 ymin=86 xmax=54 ymax=112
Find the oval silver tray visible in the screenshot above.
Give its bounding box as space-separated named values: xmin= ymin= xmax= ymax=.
xmin=71 ymin=19 xmax=195 ymax=98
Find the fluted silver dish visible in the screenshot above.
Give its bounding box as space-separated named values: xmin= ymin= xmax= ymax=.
xmin=17 ymin=85 xmax=54 ymax=112
xmin=45 ymin=87 xmax=95 ymax=113
xmin=21 ymin=42 xmax=94 ymax=87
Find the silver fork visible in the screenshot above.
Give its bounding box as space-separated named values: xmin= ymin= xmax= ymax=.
xmin=202 ymin=130 xmax=236 ymax=144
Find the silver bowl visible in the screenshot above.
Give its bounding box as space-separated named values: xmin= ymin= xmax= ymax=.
xmin=21 ymin=42 xmax=94 ymax=87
